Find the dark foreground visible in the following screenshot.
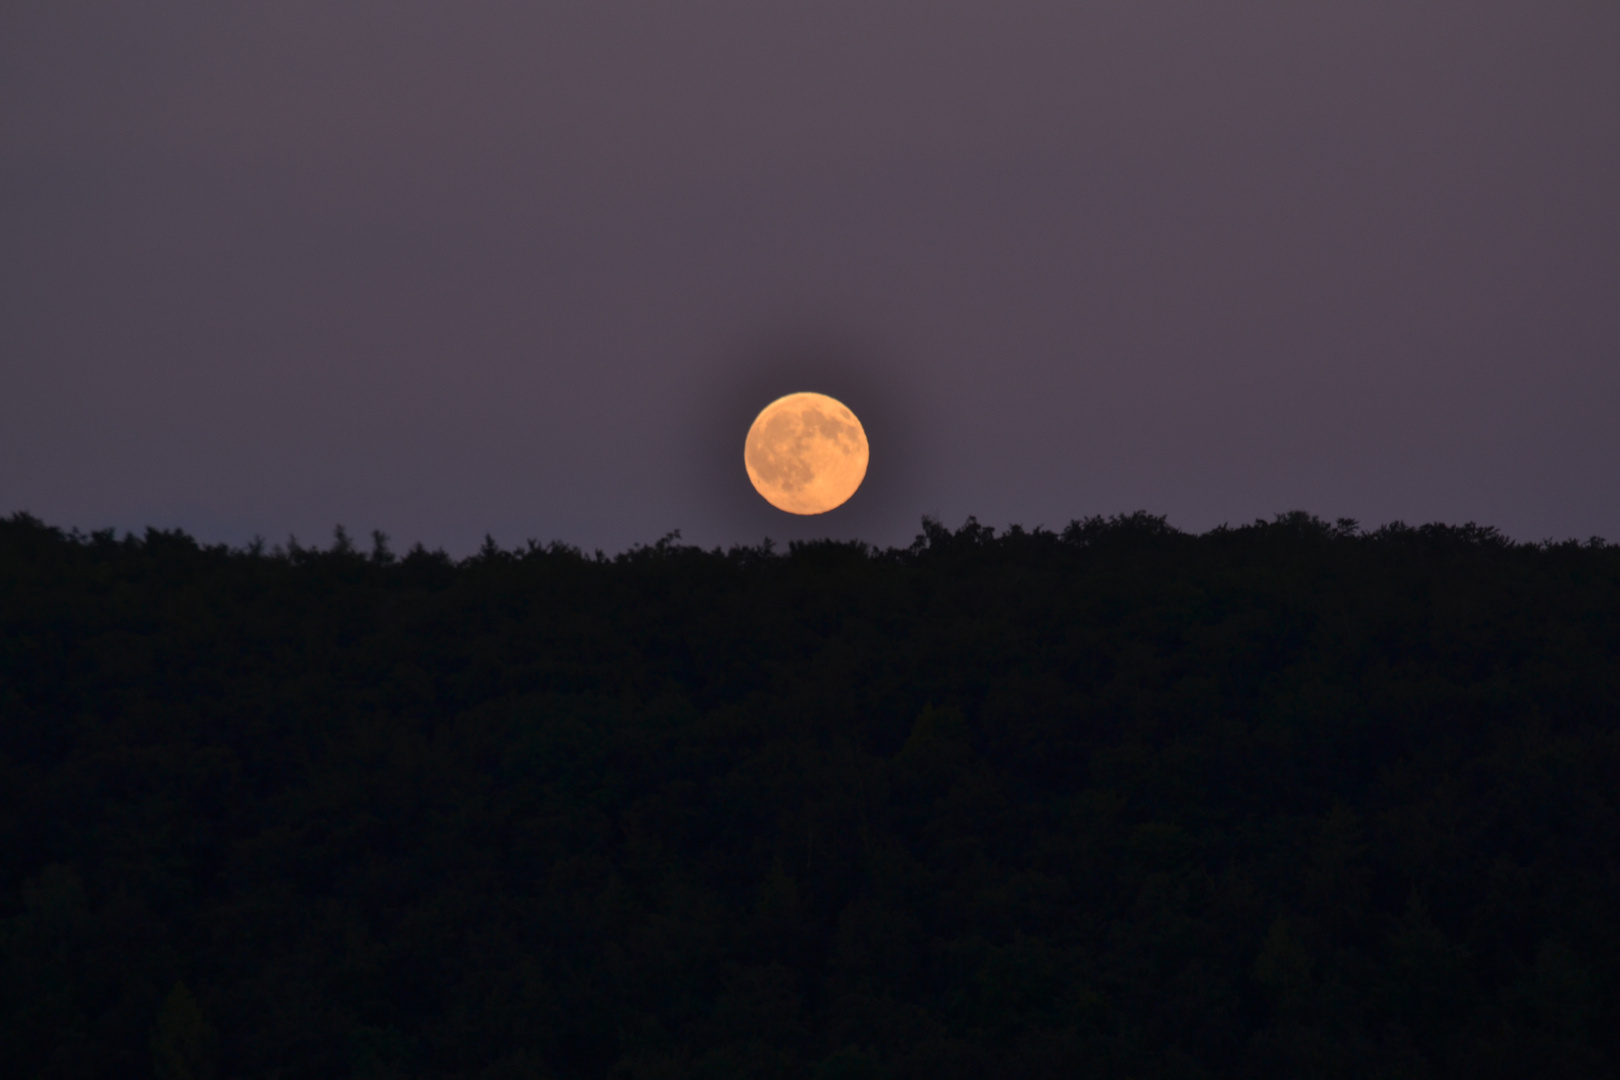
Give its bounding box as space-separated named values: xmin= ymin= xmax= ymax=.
xmin=2 ymin=512 xmax=1617 ymax=1079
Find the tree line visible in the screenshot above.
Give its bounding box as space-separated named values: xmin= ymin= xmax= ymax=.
xmin=1 ymin=510 xmax=1617 ymax=1078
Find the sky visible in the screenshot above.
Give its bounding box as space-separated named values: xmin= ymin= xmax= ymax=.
xmin=3 ymin=1 xmax=1617 ymax=554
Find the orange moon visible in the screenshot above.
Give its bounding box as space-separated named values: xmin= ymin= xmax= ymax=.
xmin=744 ymin=392 xmax=869 ymax=514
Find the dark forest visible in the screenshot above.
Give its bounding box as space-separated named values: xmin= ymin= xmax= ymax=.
xmin=2 ymin=510 xmax=1616 ymax=1079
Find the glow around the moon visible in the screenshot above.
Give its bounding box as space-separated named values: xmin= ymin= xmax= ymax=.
xmin=744 ymin=392 xmax=869 ymax=514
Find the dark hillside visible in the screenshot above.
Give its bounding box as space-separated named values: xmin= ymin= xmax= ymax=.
xmin=2 ymin=512 xmax=1617 ymax=1079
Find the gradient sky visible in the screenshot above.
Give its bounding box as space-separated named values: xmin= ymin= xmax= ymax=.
xmin=4 ymin=1 xmax=1617 ymax=554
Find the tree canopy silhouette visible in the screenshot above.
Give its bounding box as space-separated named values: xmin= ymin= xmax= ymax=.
xmin=1 ymin=511 xmax=1616 ymax=1078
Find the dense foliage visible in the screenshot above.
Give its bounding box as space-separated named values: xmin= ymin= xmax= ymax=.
xmin=2 ymin=510 xmax=1618 ymax=1079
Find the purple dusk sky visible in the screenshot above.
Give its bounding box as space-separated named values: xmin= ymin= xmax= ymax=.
xmin=3 ymin=2 xmax=1616 ymax=554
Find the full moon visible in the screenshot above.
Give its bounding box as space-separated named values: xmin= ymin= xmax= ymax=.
xmin=744 ymin=392 xmax=869 ymax=514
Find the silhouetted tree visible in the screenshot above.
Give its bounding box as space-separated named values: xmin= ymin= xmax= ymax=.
xmin=0 ymin=510 xmax=1616 ymax=1078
